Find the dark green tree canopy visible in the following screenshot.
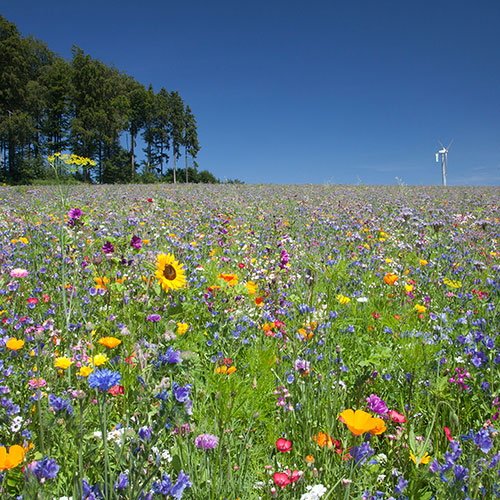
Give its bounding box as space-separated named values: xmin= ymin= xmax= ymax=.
xmin=0 ymin=15 xmax=216 ymax=185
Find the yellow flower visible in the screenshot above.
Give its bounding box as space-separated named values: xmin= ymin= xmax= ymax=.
xmin=414 ymin=304 xmax=427 ymax=313
xmin=0 ymin=445 xmax=26 ymax=471
xmin=6 ymin=338 xmax=25 ymax=351
xmin=155 ymin=253 xmax=187 ymax=291
xmin=410 ymin=451 xmax=431 ymax=465
xmin=443 ymin=277 xmax=462 ymax=289
xmin=92 ymin=354 xmax=109 ymax=366
xmin=98 ymin=337 xmax=122 ymax=349
xmin=404 ymin=284 xmax=414 ymax=293
xmin=336 ymin=294 xmax=351 ymax=305
xmin=339 ymin=409 xmax=386 ymax=436
xmin=176 ymin=322 xmax=189 ymax=335
xmin=419 ymin=259 xmax=429 ymax=266
xmin=245 ymin=281 xmax=258 ymax=295
xmin=54 ymin=357 xmax=73 ymax=370
xmin=78 ymin=366 xmax=93 ymax=377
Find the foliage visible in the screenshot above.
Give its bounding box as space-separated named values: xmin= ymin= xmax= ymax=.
xmin=0 ymin=184 xmax=498 ymax=499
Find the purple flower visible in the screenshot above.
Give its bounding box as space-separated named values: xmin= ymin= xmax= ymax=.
xmin=294 ymin=358 xmax=310 ymax=373
xmin=366 ymin=394 xmax=388 ymax=415
xmin=130 ymin=235 xmax=143 ymax=249
xmin=157 ymin=347 xmax=182 ymax=365
xmin=394 ymin=476 xmax=408 ymax=495
xmin=114 ymin=471 xmax=129 ymax=491
xmin=473 ymin=428 xmax=493 ymax=454
xmin=170 ymin=470 xmax=192 ymax=499
xmin=146 ymin=314 xmax=162 ymax=323
xmin=350 ymin=441 xmax=374 ymax=465
xmin=172 ymin=383 xmax=191 ymax=403
xmin=102 ymin=241 xmax=115 ymax=254
xmin=48 ymin=394 xmax=74 ymax=416
xmin=88 ymin=369 xmax=121 ymax=392
xmin=30 ymin=457 xmax=60 ymax=481
xmin=138 ymin=426 xmax=152 ymax=441
xmin=194 ymin=433 xmax=219 ymax=450
xmin=68 ymin=208 xmax=83 ymax=219
xmin=151 ymin=470 xmax=191 ymax=498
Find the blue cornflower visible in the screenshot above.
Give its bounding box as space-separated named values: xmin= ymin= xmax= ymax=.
xmin=152 ymin=473 xmax=173 ymax=495
xmin=48 ymin=394 xmax=74 ymax=416
xmin=82 ymin=479 xmax=103 ymax=499
xmin=88 ymin=369 xmax=121 ymax=392
xmin=31 ymin=457 xmax=60 ymax=481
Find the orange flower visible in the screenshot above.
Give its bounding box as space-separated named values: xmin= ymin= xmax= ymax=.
xmin=339 ymin=409 xmax=386 ymax=436
xmin=215 ymin=365 xmax=237 ymax=375
xmin=383 ymin=273 xmax=399 ymax=286
xmin=218 ymin=273 xmax=238 ymax=286
xmin=94 ymin=276 xmax=109 ymax=289
xmin=0 ymin=445 xmax=25 ymax=470
xmin=98 ymin=337 xmax=122 ymax=349
xmin=6 ymin=338 xmax=25 ymax=351
xmin=312 ymin=431 xmax=334 ymax=447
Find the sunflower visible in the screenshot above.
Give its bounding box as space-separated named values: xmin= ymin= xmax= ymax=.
xmin=155 ymin=253 xmax=187 ymax=291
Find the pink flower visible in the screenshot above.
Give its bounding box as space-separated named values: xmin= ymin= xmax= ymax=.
xmin=276 ymin=438 xmax=293 ymax=453
xmin=10 ymin=268 xmax=29 ymax=278
xmin=387 ymin=410 xmax=407 ymax=423
xmin=272 ymin=469 xmax=301 ymax=488
xmin=444 ymin=426 xmax=454 ymax=442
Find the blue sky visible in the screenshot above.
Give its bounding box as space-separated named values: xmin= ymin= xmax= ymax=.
xmin=2 ymin=0 xmax=500 ymax=185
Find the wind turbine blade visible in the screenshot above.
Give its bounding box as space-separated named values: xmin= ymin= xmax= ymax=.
xmin=447 ymin=139 xmax=454 ymax=150
xmin=438 ymin=140 xmax=445 ymax=149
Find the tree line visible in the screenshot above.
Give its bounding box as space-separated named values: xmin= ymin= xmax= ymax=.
xmin=0 ymin=15 xmax=226 ymax=185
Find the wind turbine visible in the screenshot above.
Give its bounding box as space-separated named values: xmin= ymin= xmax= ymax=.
xmin=435 ymin=140 xmax=453 ymax=186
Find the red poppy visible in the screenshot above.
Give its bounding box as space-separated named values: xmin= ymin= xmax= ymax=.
xmin=276 ymin=438 xmax=293 ymax=453
xmin=273 ymin=469 xmax=301 ymax=488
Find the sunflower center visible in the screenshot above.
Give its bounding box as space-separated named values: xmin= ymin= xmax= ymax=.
xmin=163 ymin=264 xmax=177 ymax=280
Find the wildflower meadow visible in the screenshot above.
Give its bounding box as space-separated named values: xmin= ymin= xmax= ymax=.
xmin=0 ymin=181 xmax=498 ymax=499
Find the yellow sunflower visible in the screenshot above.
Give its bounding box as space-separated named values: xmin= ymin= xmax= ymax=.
xmin=155 ymin=253 xmax=187 ymax=291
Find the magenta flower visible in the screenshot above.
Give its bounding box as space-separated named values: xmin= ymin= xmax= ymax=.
xmin=366 ymin=394 xmax=388 ymax=415
xmin=130 ymin=235 xmax=143 ymax=249
xmin=194 ymin=433 xmax=219 ymax=450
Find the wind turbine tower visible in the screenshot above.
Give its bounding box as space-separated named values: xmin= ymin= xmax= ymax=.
xmin=435 ymin=140 xmax=452 ymax=186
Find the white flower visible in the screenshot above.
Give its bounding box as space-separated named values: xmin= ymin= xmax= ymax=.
xmin=300 ymin=483 xmax=327 ymax=500
xmin=356 ymin=297 xmax=368 ymax=303
xmin=10 ymin=416 xmax=23 ymax=432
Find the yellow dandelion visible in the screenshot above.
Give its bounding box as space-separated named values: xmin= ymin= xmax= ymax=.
xmin=155 ymin=253 xmax=187 ymax=291
xmin=176 ymin=322 xmax=189 ymax=335
xmin=92 ymin=353 xmax=109 ymax=366
xmin=77 ymin=366 xmax=93 ymax=377
xmin=54 ymin=357 xmax=73 ymax=370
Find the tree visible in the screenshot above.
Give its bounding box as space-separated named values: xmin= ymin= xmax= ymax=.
xmin=169 ymin=91 xmax=185 ymax=184
xmin=182 ymin=105 xmax=200 ymax=183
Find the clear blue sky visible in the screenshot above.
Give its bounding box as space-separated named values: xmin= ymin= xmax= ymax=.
xmin=2 ymin=0 xmax=500 ymax=185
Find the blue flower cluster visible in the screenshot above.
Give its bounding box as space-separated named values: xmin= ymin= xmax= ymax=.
xmin=151 ymin=470 xmax=191 ymax=499
xmin=48 ymin=394 xmax=73 ymax=416
xmin=88 ymin=369 xmax=121 ymax=392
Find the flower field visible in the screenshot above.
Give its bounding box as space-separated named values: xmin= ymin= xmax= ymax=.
xmin=0 ymin=183 xmax=498 ymax=499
